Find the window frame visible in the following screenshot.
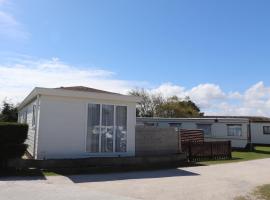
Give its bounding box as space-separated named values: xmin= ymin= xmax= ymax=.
xmin=23 ymin=110 xmax=27 ymax=124
xmin=196 ymin=123 xmax=212 ymax=136
xmin=169 ymin=123 xmax=182 ymax=128
xmin=143 ymin=122 xmax=156 ymax=127
xmin=86 ymin=103 xmax=128 ymax=154
xmin=227 ymin=124 xmax=242 ymax=137
xmin=263 ymin=126 xmax=270 ymax=135
xmin=32 ymin=105 xmax=36 ymax=127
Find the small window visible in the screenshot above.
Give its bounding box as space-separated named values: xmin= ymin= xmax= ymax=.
xmin=32 ymin=105 xmax=36 ymax=127
xmin=197 ymin=124 xmax=212 ymax=136
xmin=227 ymin=124 xmax=242 ymax=136
xmin=23 ymin=111 xmax=27 ymax=124
xmin=144 ymin=122 xmax=156 ymax=127
xmin=263 ymin=126 xmax=270 ymax=135
xmin=18 ymin=113 xmax=22 ymax=123
xmin=169 ymin=123 xmax=181 ymax=131
xmin=169 ymin=123 xmax=182 ymax=128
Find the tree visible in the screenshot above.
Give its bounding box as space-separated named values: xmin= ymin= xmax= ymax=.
xmin=129 ymin=88 xmax=164 ymax=117
xmin=129 ymin=88 xmax=203 ymax=118
xmin=0 ymin=101 xmax=18 ymax=122
xmin=156 ymin=96 xmax=204 ymax=118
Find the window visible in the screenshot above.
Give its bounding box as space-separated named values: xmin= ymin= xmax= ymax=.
xmin=169 ymin=123 xmax=181 ymax=131
xmin=169 ymin=123 xmax=181 ymax=128
xmin=86 ymin=104 xmax=100 ymax=152
xmin=32 ymin=105 xmax=36 ymax=127
xmin=101 ymin=105 xmax=114 ymax=152
xmin=86 ymin=104 xmax=127 ymax=153
xmin=227 ymin=124 xmax=242 ymax=136
xmin=143 ymin=122 xmax=156 ymax=127
xmin=116 ymin=106 xmax=127 ymax=152
xmin=23 ymin=111 xmax=27 ymax=124
xmin=197 ymin=124 xmax=212 ymax=136
xmin=18 ymin=113 xmax=23 ymax=123
xmin=263 ymin=126 xmax=270 ymax=135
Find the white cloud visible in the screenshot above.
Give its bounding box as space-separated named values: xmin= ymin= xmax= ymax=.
xmin=151 ymin=83 xmax=226 ymax=108
xmin=151 ymin=82 xmax=185 ymax=97
xmin=151 ymin=82 xmax=270 ymax=117
xmin=186 ymin=84 xmax=225 ymax=108
xmin=0 ymin=56 xmax=147 ymax=104
xmin=1 ymin=56 xmax=270 ymax=117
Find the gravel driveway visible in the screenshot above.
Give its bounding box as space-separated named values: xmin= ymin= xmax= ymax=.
xmin=1 ymin=158 xmax=270 ymax=200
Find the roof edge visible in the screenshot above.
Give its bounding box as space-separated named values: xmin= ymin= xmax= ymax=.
xmin=18 ymin=87 xmax=141 ymax=109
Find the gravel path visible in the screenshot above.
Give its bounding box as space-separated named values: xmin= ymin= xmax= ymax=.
xmin=1 ymin=158 xmax=270 ymax=200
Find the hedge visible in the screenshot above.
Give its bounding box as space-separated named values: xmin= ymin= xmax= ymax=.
xmin=0 ymin=123 xmax=28 ymax=145
xmin=0 ymin=123 xmax=28 ymax=165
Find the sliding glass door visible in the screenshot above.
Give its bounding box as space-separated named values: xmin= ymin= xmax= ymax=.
xmin=116 ymin=106 xmax=127 ymax=152
xmin=86 ymin=104 xmax=100 ymax=152
xmin=101 ymin=105 xmax=114 ymax=152
xmin=86 ymin=104 xmax=127 ymax=153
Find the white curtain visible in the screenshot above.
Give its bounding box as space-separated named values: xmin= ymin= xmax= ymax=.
xmin=116 ymin=106 xmax=127 ymax=152
xmin=87 ymin=104 xmax=100 ymax=152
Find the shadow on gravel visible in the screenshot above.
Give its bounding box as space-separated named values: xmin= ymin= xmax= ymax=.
xmin=0 ymin=168 xmax=46 ymax=181
xmin=64 ymin=168 xmax=200 ymax=183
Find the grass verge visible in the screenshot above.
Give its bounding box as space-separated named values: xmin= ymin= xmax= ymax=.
xmin=234 ymin=184 xmax=270 ymax=200
xmin=199 ymin=146 xmax=270 ymax=165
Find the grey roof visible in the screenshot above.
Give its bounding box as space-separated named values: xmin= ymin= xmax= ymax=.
xmin=137 ymin=116 xmax=270 ymax=123
xmin=55 ymin=86 xmax=123 ymax=95
xmin=204 ymin=116 xmax=270 ymax=123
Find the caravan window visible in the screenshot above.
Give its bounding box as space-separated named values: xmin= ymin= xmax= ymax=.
xmin=32 ymin=105 xmax=36 ymax=127
xmin=227 ymin=124 xmax=242 ymax=136
xmin=197 ymin=124 xmax=212 ymax=136
xmin=263 ymin=126 xmax=270 ymax=135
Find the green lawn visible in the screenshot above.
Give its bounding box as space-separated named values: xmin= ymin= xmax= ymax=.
xmin=199 ymin=146 xmax=270 ymax=165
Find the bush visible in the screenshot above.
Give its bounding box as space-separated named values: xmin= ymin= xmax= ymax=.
xmin=0 ymin=123 xmax=28 ymax=165
xmin=0 ymin=144 xmax=28 ymax=159
xmin=0 ymin=123 xmax=28 ymax=145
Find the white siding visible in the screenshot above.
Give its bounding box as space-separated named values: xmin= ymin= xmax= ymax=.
xmin=182 ymin=121 xmax=249 ymax=148
xmin=251 ymin=122 xmax=270 ymax=144
xmin=37 ymin=95 xmax=136 ymax=159
xmin=18 ymin=99 xmax=38 ymax=156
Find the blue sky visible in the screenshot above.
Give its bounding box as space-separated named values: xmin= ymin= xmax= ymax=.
xmin=1 ymin=0 xmax=270 ymax=116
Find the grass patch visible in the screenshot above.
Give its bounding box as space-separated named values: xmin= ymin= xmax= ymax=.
xmin=254 ymin=184 xmax=270 ymax=200
xmin=200 ymin=146 xmax=270 ymax=165
xmin=234 ymin=184 xmax=270 ymax=200
xmin=42 ymin=171 xmax=61 ymax=176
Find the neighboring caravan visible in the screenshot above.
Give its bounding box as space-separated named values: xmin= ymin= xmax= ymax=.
xmin=18 ymin=86 xmax=140 ymax=159
xmin=137 ymin=116 xmax=270 ymax=148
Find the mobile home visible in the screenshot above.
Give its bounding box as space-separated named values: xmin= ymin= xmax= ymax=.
xmin=18 ymin=86 xmax=140 ymax=159
xmin=137 ymin=116 xmax=270 ymax=148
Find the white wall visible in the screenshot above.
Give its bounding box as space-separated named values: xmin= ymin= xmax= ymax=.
xmin=251 ymin=122 xmax=270 ymax=144
xmin=37 ymin=95 xmax=136 ymax=159
xmin=181 ymin=121 xmax=249 ymax=148
xmin=18 ymin=98 xmax=38 ymax=157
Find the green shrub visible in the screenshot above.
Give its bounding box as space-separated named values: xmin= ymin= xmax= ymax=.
xmin=0 ymin=123 xmax=28 ymax=145
xmin=0 ymin=144 xmax=28 ymax=159
xmin=0 ymin=123 xmax=28 ymax=165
